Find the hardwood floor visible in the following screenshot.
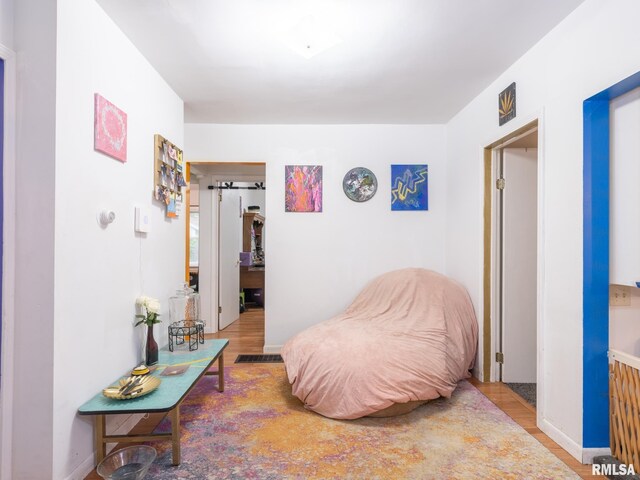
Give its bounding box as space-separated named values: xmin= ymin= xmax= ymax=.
xmin=85 ymin=309 xmax=602 ymax=479
xmin=206 ymin=307 xmax=265 ymax=360
xmin=469 ymin=379 xmax=603 ymax=479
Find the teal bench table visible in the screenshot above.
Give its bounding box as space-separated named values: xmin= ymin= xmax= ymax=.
xmin=78 ymin=339 xmax=229 ymax=466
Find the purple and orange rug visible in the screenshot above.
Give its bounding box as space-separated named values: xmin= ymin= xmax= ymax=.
xmin=147 ymin=364 xmax=578 ymax=479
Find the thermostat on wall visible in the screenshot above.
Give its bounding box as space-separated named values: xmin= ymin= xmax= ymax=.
xmin=135 ymin=206 xmax=151 ymax=233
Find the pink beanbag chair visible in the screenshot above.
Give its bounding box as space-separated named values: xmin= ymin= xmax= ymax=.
xmin=281 ymin=268 xmax=478 ymax=419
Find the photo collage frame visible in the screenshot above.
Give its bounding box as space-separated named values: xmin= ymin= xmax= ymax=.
xmin=154 ymin=134 xmax=187 ymax=218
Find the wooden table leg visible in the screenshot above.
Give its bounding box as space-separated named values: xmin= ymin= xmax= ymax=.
xmin=95 ymin=414 xmax=106 ymax=465
xmin=171 ymin=405 xmax=181 ymax=465
xmin=218 ymin=353 xmax=225 ymax=392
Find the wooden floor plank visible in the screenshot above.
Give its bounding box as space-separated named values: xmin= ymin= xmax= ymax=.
xmin=207 ymin=307 xmax=265 ymax=361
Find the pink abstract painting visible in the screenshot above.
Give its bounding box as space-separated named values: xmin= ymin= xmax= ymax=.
xmin=94 ymin=93 xmax=127 ymax=162
xmin=285 ymin=165 xmax=322 ymax=212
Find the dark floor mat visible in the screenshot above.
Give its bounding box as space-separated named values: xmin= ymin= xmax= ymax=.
xmin=505 ymin=382 xmax=536 ymax=408
xmin=592 ymin=455 xmax=640 ymax=479
xmin=235 ymin=354 xmax=283 ymax=363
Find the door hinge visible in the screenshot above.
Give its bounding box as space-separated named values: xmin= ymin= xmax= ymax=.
xmin=218 ymin=191 xmax=222 ymax=202
xmin=218 ymin=306 xmax=222 ymax=314
xmin=496 ymin=352 xmax=504 ymax=364
xmin=496 ymin=178 xmax=506 ymax=190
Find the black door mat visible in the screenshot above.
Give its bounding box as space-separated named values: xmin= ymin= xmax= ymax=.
xmin=235 ymin=354 xmax=283 ymax=364
xmin=505 ymin=382 xmax=536 ymax=408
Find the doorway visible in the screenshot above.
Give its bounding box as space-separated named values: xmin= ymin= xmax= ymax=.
xmin=215 ymin=179 xmax=266 ymax=330
xmin=187 ymin=163 xmax=266 ymax=345
xmin=494 ymin=134 xmax=538 ymax=407
xmin=483 ymin=120 xmax=541 ymax=409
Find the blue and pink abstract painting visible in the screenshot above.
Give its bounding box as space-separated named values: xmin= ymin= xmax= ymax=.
xmin=285 ymin=165 xmax=323 ymax=212
xmin=391 ymin=164 xmax=428 ymax=211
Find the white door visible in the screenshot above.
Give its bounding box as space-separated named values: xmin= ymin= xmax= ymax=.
xmin=502 ymin=148 xmax=537 ymax=383
xmin=218 ymin=186 xmax=241 ymax=330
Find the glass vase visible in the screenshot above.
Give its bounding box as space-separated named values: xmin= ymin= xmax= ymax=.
xmin=145 ymin=325 xmax=158 ymax=366
xmin=169 ymin=283 xmax=201 ymax=325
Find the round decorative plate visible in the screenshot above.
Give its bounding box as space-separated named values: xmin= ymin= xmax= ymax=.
xmin=103 ymin=375 xmax=161 ymax=400
xmin=342 ymin=167 xmax=378 ymax=202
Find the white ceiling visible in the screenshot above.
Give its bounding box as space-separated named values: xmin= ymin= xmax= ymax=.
xmin=96 ymin=0 xmax=584 ymax=124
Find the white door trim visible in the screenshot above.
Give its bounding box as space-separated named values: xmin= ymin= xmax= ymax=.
xmin=0 ymin=43 xmax=17 ymax=480
xmin=485 ymin=110 xmax=546 ymax=427
xmin=535 ymin=110 xmax=547 ymax=431
xmin=491 ymin=148 xmax=501 ymax=382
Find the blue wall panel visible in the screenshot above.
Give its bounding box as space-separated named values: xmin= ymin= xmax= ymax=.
xmin=583 ymin=96 xmax=610 ymax=448
xmin=583 ymin=71 xmax=640 ymax=448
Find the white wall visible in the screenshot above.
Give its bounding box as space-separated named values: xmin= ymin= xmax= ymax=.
xmin=610 ymin=288 xmax=640 ymax=357
xmin=51 ymin=1 xmax=184 ymax=479
xmin=610 ymin=87 xmax=640 ymax=287
xmin=445 ymin=0 xmax=640 ymax=461
xmin=0 ymin=1 xmax=15 ymax=476
xmin=187 ymin=124 xmax=447 ymax=350
xmin=609 ymin=87 xmax=640 ymax=356
xmin=12 ymin=1 xmax=57 ymax=478
xmin=0 ymin=0 xmax=14 ymax=49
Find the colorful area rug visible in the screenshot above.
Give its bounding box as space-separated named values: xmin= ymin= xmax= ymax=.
xmin=147 ymin=365 xmax=578 ymax=479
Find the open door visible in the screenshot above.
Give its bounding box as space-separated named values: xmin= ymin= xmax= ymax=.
xmin=217 ymin=185 xmax=241 ymax=330
xmin=501 ymin=147 xmax=538 ymax=383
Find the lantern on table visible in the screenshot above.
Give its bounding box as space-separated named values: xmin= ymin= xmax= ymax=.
xmin=168 ymin=283 xmax=203 ymax=351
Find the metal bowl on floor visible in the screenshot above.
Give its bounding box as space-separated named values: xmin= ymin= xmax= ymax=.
xmin=96 ymin=445 xmax=156 ymax=480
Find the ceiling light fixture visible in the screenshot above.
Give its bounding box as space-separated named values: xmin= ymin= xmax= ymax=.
xmin=282 ymin=14 xmax=342 ymax=59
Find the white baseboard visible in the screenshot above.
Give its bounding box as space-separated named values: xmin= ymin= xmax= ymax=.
xmin=539 ymin=418 xmax=583 ymax=462
xmin=263 ymin=345 xmax=282 ymax=354
xmin=538 ymin=418 xmax=611 ymax=464
xmin=583 ymin=448 xmax=611 ymax=464
xmin=64 ymin=413 xmax=144 ymax=480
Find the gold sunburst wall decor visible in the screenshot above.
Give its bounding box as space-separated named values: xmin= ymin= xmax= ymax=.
xmin=498 ymin=82 xmax=516 ymax=126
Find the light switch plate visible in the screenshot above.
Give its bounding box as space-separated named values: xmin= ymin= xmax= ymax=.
xmin=135 ymin=206 xmax=151 ymax=233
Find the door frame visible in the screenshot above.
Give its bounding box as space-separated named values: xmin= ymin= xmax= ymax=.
xmin=185 ymin=162 xmax=265 ymax=333
xmin=491 ymin=147 xmax=502 ymax=381
xmin=482 ymin=116 xmax=545 ymax=422
xmin=0 ymin=43 xmax=17 ymax=480
xmin=184 ymin=162 xmax=191 ymax=283
xmin=582 ymin=70 xmax=640 ymax=450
